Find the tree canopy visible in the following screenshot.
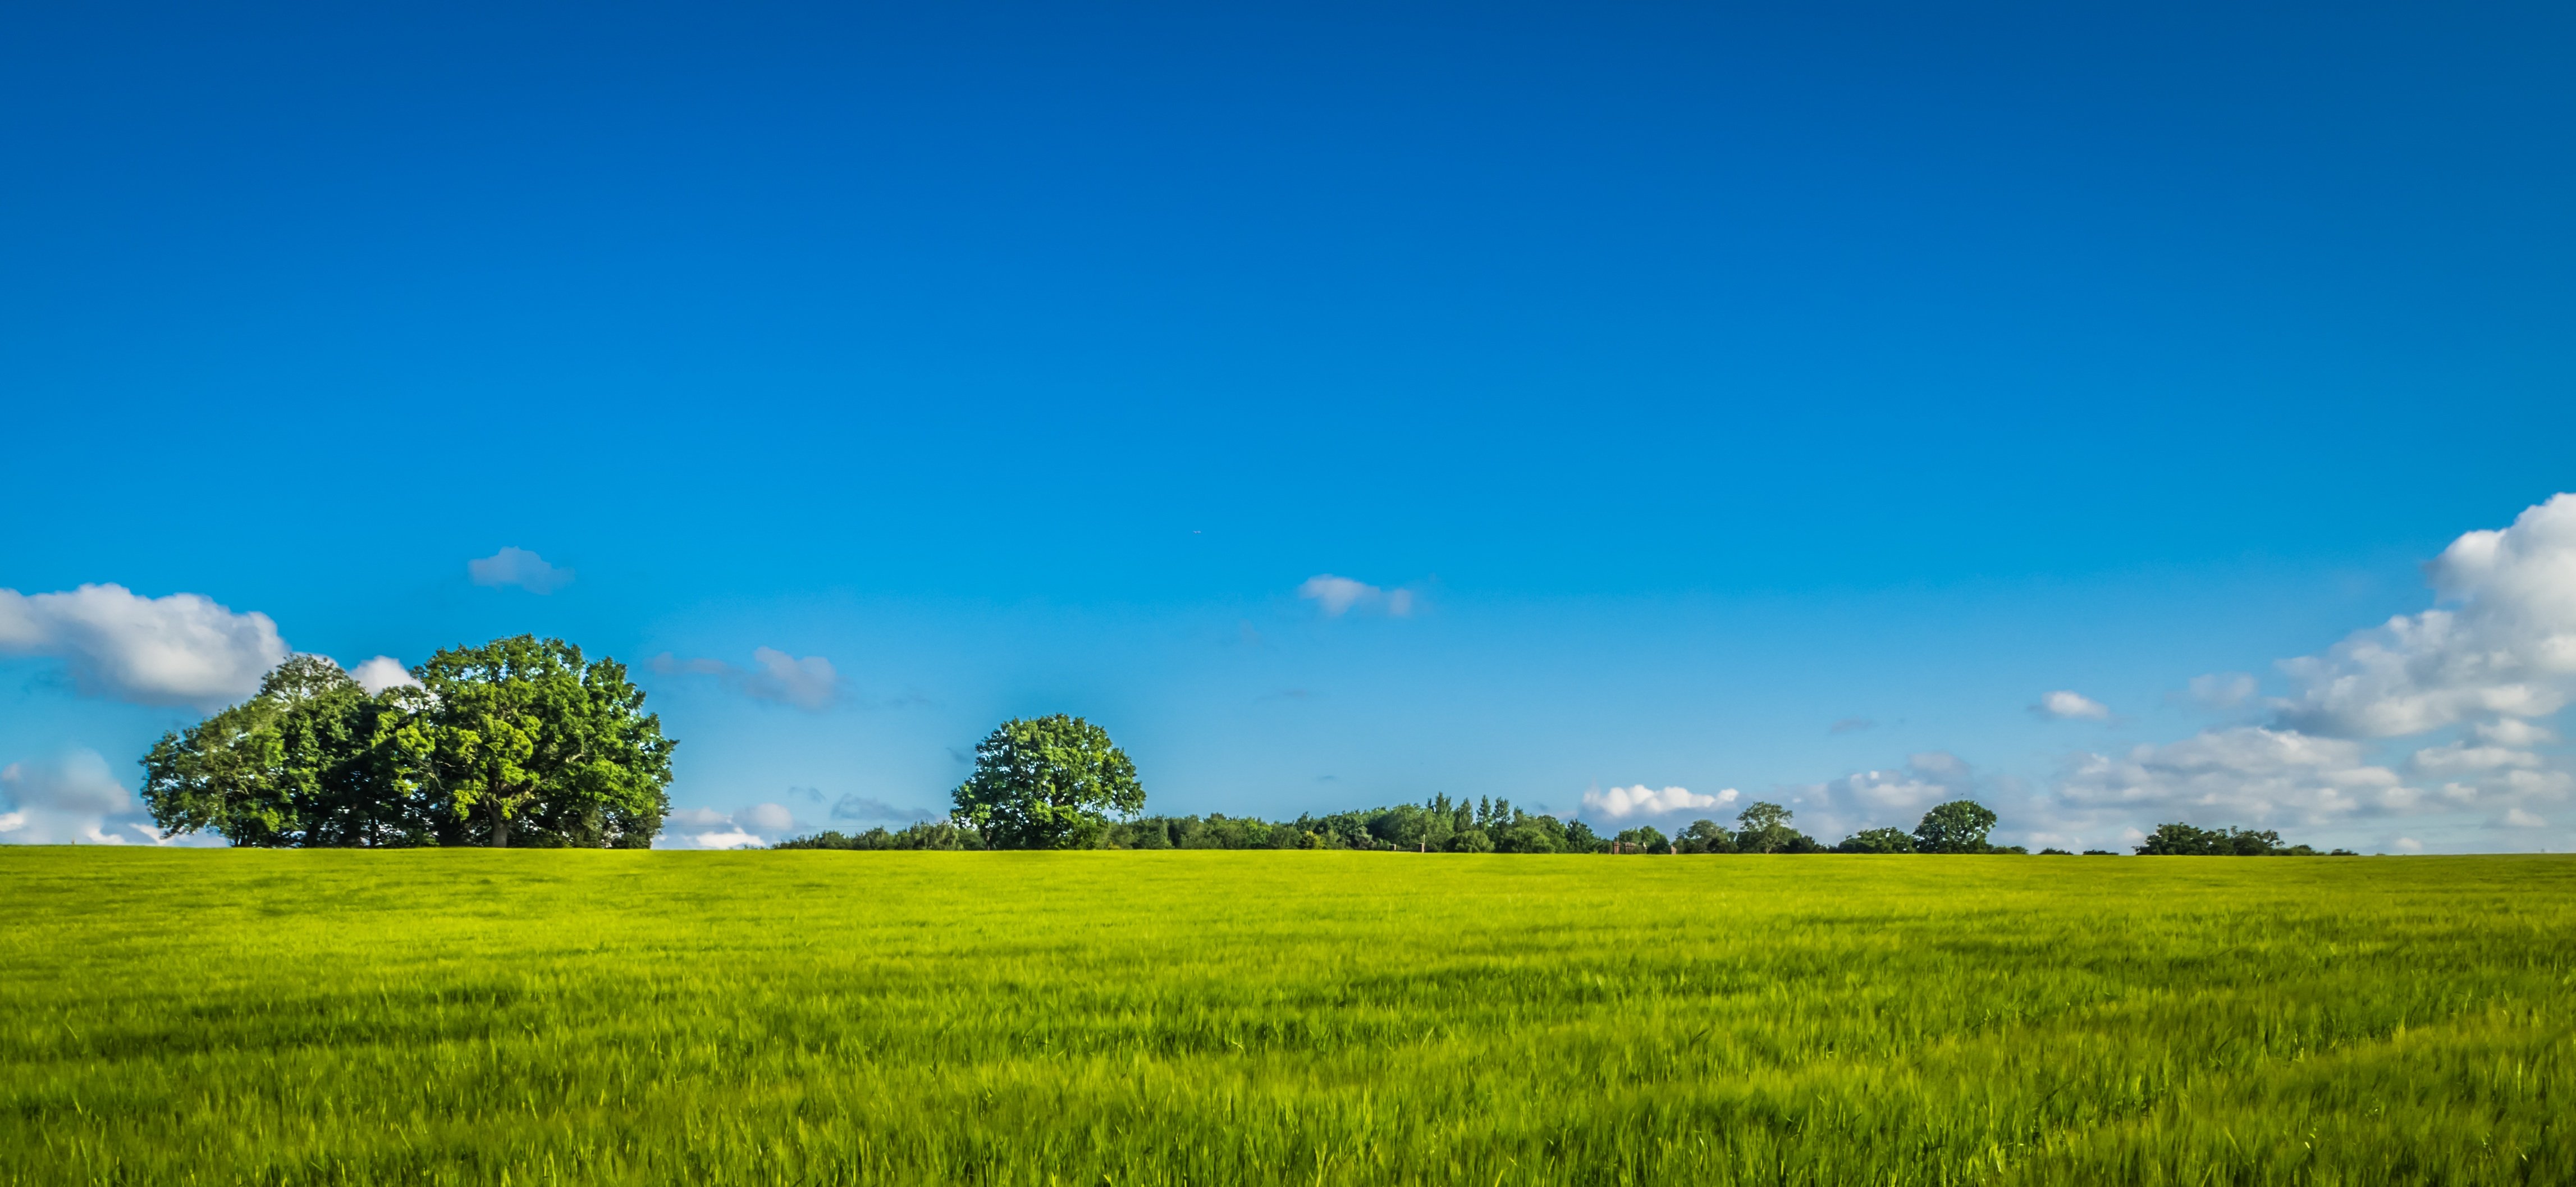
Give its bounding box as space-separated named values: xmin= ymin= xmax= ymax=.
xmin=141 ymin=656 xmax=419 ymax=846
xmin=1911 ymin=800 xmax=2000 ymax=853
xmin=950 ymin=715 xmax=1145 ymax=849
xmin=2134 ymin=823 xmax=2355 ymax=856
xmin=139 ymin=636 xmax=673 ymax=848
xmin=405 ymin=637 xmax=673 ymax=847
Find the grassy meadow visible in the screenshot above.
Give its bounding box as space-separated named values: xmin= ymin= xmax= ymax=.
xmin=4 ymin=849 xmax=2571 ymax=1185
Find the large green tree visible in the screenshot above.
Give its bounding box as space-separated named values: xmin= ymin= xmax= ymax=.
xmin=951 ymin=715 xmax=1144 ymax=849
xmin=403 ymin=636 xmax=674 ymax=847
xmin=1912 ymin=800 xmax=2000 ymax=853
xmin=140 ymin=655 xmax=421 ymax=846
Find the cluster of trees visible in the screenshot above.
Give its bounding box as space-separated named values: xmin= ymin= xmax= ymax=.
xmin=139 ymin=637 xmax=675 ymax=847
xmin=2134 ymin=823 xmax=2357 ymax=856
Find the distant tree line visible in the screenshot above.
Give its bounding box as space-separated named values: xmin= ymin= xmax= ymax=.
xmin=2133 ymin=823 xmax=2357 ymax=856
xmin=138 ymin=637 xmax=674 ymax=847
xmin=781 ymin=716 xmax=2362 ymax=856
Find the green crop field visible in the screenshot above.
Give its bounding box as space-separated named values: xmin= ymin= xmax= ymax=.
xmin=4 ymin=850 xmax=2571 ymax=1185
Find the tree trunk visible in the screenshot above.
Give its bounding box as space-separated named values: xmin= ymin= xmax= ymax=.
xmin=489 ymin=796 xmax=511 ymax=848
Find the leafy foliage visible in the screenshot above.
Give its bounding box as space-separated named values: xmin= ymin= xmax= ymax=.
xmin=140 ymin=656 xmax=422 ymax=846
xmin=1911 ymin=800 xmax=2000 ymax=853
xmin=140 ymin=637 xmax=673 ymax=848
xmin=951 ymin=715 xmax=1145 ymax=849
xmin=771 ymin=822 xmax=983 ymax=851
xmin=2135 ymin=823 xmax=2357 ymax=856
xmin=406 ymin=637 xmax=673 ymax=848
xmin=1733 ymin=801 xmax=1821 ymax=853
xmin=1835 ymin=827 xmax=1916 ymax=854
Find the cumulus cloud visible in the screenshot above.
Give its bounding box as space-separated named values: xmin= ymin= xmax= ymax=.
xmin=2029 ymin=495 xmax=2576 ymax=849
xmin=2058 ymin=727 xmax=2409 ymax=827
xmin=2033 ymin=690 xmax=2112 ymax=720
xmin=2504 ymin=807 xmax=2548 ymax=828
xmin=1581 ymin=784 xmax=1737 ymax=821
xmin=660 ymin=802 xmax=799 ymax=849
xmin=1297 ymin=574 xmax=1417 ymax=618
xmin=345 ymin=655 xmax=421 ymax=695
xmin=1793 ymin=751 xmax=1983 ymax=838
xmin=467 ymin=547 xmax=575 ymax=594
xmin=651 ymin=647 xmax=842 ymax=710
xmin=0 ymin=584 xmax=288 ymax=708
xmin=740 ymin=802 xmax=795 ymax=833
xmin=0 ymin=750 xmax=164 ymax=845
xmin=2276 ymin=494 xmax=2576 ymax=738
xmin=2410 ymin=742 xmax=2541 ymax=775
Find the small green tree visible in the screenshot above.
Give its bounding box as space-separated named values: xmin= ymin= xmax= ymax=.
xmin=951 ymin=715 xmax=1144 ymax=849
xmin=1912 ymin=800 xmax=1999 ymax=853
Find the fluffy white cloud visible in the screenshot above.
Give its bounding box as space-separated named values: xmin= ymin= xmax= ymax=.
xmin=2474 ymin=718 xmax=2559 ymax=746
xmin=1297 ymin=574 xmax=1416 ymax=617
xmin=1791 ymin=751 xmax=1985 ymax=839
xmin=0 ymin=750 xmax=166 ymax=845
xmin=660 ymin=802 xmax=801 ymax=848
xmin=2058 ymin=727 xmax=2409 ymax=826
xmin=1582 ymin=784 xmax=1736 ymax=820
xmin=2034 ymin=690 xmax=2112 ymax=720
xmin=2504 ymin=807 xmax=2548 ymax=828
xmin=0 ymin=584 xmax=287 ymax=707
xmin=467 ymin=547 xmax=575 ymax=594
xmin=2277 ymin=494 xmax=2576 ymax=738
xmin=650 ymin=647 xmax=841 ymax=710
xmin=345 ymin=655 xmax=421 ymax=695
xmin=2410 ymin=742 xmax=2541 ymax=775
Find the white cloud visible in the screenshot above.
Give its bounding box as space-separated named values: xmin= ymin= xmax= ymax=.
xmin=467 ymin=547 xmax=575 ymax=594
xmin=1581 ymin=784 xmax=1737 ymax=821
xmin=1297 ymin=574 xmax=1417 ymax=618
xmin=2504 ymin=808 xmax=2547 ymax=828
xmin=2034 ymin=690 xmax=2112 ymax=720
xmin=2475 ymin=718 xmax=2559 ymax=746
xmin=659 ymin=802 xmax=800 ymax=848
xmin=0 ymin=584 xmax=288 ymax=708
xmin=0 ymin=750 xmax=152 ymax=844
xmin=2058 ymin=727 xmax=2408 ymax=826
xmin=2276 ymin=493 xmax=2576 ymax=738
xmin=1793 ymin=751 xmax=1983 ymax=838
xmin=2188 ymin=672 xmax=2259 ymax=709
xmin=345 ymin=655 xmax=421 ymax=695
xmin=2392 ymin=837 xmax=2424 ymax=853
xmin=2410 ymin=742 xmax=2541 ymax=775
xmin=650 ymin=648 xmax=841 ymax=710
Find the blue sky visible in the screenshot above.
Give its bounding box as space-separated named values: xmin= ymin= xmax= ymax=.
xmin=4 ymin=1 xmax=2572 ymax=852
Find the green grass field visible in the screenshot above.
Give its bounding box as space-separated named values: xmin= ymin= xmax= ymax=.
xmin=4 ymin=850 xmax=2570 ymax=1185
